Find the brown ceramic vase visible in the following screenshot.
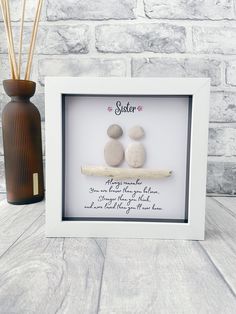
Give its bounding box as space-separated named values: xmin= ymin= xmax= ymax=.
xmin=2 ymin=79 xmax=44 ymax=204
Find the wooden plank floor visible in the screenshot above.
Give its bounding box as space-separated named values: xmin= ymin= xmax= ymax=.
xmin=0 ymin=197 xmax=236 ymax=313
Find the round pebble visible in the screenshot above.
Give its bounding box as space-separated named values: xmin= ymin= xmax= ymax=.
xmin=125 ymin=143 xmax=146 ymax=168
xmin=107 ymin=124 xmax=123 ymax=139
xmin=104 ymin=140 xmax=124 ymax=166
xmin=128 ymin=126 xmax=145 ymax=140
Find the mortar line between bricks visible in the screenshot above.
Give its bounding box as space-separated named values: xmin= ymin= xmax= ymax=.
xmin=2 ymin=83 xmax=235 ymax=91
xmin=209 ymin=122 xmax=236 ymax=127
xmin=208 ymin=156 xmax=236 ymax=162
xmin=1 ymin=52 xmax=236 ymax=60
xmin=185 ymin=25 xmax=193 ymax=52
xmin=5 ymin=19 xmax=236 ymax=27
xmin=3 ymin=87 xmax=236 ymax=93
xmin=1 ymin=85 xmax=234 ymax=92
xmin=126 ymin=58 xmax=132 ymax=77
xmin=89 ymin=24 xmax=97 ymax=54
xmin=208 ymin=155 xmax=236 ymax=158
xmin=135 ymin=0 xmax=146 ymax=18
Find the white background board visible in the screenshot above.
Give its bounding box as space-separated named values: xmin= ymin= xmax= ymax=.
xmin=64 ymin=95 xmax=190 ymax=221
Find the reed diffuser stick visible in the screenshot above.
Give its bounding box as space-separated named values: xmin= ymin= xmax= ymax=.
xmin=0 ymin=0 xmax=43 ymax=80
xmin=0 ymin=0 xmax=16 ymax=78
xmin=25 ymin=0 xmax=43 ymax=80
xmin=8 ymin=54 xmax=15 ymax=79
xmin=4 ymin=0 xmax=15 ymax=78
xmin=5 ymin=0 xmax=18 ymax=79
xmin=0 ymin=1 xmax=11 ymax=78
xmin=18 ymin=0 xmax=26 ymax=79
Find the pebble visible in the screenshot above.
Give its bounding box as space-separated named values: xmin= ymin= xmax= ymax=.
xmin=128 ymin=126 xmax=145 ymax=140
xmin=125 ymin=143 xmax=146 ymax=168
xmin=104 ymin=140 xmax=124 ymax=166
xmin=107 ymin=124 xmax=123 ymax=139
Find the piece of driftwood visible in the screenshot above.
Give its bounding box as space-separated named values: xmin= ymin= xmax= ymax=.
xmin=81 ymin=166 xmax=172 ymax=180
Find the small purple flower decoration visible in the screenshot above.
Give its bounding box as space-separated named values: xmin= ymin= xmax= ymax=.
xmin=137 ymin=105 xmax=143 ymax=112
xmin=107 ymin=106 xmax=113 ymax=112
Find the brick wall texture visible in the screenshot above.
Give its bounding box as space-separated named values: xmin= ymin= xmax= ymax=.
xmin=0 ymin=0 xmax=236 ymax=195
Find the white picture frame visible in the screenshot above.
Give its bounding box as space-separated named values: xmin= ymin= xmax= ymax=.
xmin=45 ymin=77 xmax=210 ymax=240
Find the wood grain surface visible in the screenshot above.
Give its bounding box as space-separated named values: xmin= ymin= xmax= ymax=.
xmin=0 ymin=196 xmax=235 ymax=313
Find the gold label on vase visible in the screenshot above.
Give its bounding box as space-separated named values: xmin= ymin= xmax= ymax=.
xmin=33 ymin=173 xmax=39 ymax=195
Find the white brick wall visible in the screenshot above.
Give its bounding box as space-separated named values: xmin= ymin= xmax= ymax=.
xmin=0 ymin=0 xmax=236 ymax=194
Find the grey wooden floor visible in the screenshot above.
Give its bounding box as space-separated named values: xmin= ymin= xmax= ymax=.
xmin=0 ymin=196 xmax=236 ymax=314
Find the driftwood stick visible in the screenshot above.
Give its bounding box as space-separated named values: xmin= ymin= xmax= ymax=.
xmin=81 ymin=166 xmax=172 ymax=180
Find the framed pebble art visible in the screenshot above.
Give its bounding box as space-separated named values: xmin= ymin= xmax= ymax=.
xmin=45 ymin=77 xmax=210 ymax=240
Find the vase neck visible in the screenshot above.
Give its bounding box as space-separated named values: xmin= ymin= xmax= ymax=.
xmin=11 ymin=96 xmax=31 ymax=102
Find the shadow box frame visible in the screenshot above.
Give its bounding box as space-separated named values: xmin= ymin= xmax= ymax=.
xmin=45 ymin=77 xmax=210 ymax=240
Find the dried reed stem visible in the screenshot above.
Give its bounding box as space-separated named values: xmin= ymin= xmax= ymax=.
xmin=8 ymin=54 xmax=15 ymax=79
xmin=0 ymin=0 xmax=11 ymax=78
xmin=25 ymin=0 xmax=43 ymax=80
xmin=0 ymin=0 xmax=16 ymax=78
xmin=0 ymin=0 xmax=43 ymax=80
xmin=5 ymin=3 xmax=15 ymax=80
xmin=18 ymin=0 xmax=26 ymax=79
xmin=5 ymin=0 xmax=18 ymax=79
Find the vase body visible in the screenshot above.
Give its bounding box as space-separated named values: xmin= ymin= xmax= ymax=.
xmin=2 ymin=79 xmax=44 ymax=204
